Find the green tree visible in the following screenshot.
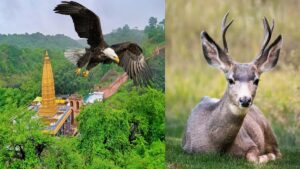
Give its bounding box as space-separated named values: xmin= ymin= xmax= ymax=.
xmin=0 ymin=106 xmax=51 ymax=168
xmin=144 ymin=17 xmax=165 ymax=44
xmin=149 ymin=17 xmax=158 ymax=27
xmin=77 ymin=86 xmax=165 ymax=168
xmin=40 ymin=137 xmax=84 ymax=169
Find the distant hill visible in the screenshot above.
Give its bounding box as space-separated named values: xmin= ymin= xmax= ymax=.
xmin=104 ymin=28 xmax=146 ymax=45
xmin=76 ymin=27 xmax=146 ymax=47
xmin=0 ymin=33 xmax=83 ymax=50
xmin=0 ymin=45 xmax=69 ymax=87
xmin=0 ymin=25 xmax=147 ymax=51
xmin=76 ymin=39 xmax=88 ymax=47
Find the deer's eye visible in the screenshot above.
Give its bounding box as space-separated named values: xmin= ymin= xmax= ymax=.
xmin=228 ymin=78 xmax=235 ymax=85
xmin=253 ymin=79 xmax=260 ymax=85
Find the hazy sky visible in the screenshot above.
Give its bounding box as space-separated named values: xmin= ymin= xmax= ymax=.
xmin=0 ymin=0 xmax=164 ymax=39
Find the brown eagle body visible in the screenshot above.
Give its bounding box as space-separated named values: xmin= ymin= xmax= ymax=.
xmin=54 ymin=1 xmax=152 ymax=86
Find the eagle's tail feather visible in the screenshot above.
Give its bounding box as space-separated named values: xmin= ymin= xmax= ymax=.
xmin=64 ymin=48 xmax=86 ymax=65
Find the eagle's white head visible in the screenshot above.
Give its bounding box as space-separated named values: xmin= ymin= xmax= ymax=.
xmin=103 ymin=47 xmax=119 ymax=63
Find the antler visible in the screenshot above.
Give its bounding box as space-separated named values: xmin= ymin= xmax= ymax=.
xmin=260 ymin=17 xmax=274 ymax=54
xmin=222 ymin=12 xmax=234 ymax=53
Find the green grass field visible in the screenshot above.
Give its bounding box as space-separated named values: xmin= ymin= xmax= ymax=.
xmin=166 ymin=116 xmax=300 ymax=169
xmin=166 ymin=0 xmax=300 ymax=168
xmin=166 ymin=137 xmax=300 ymax=169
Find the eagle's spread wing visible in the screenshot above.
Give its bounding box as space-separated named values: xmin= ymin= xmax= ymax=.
xmin=54 ymin=1 xmax=104 ymax=48
xmin=110 ymin=42 xmax=152 ymax=86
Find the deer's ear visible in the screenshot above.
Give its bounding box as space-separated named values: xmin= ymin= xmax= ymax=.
xmin=201 ymin=31 xmax=232 ymax=71
xmin=254 ymin=35 xmax=283 ymax=73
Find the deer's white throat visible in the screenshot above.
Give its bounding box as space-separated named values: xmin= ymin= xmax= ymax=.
xmin=229 ymin=102 xmax=247 ymax=116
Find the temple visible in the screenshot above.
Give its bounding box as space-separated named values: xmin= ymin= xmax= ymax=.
xmin=29 ymin=50 xmax=129 ymax=136
xmin=31 ymin=51 xmax=79 ymax=136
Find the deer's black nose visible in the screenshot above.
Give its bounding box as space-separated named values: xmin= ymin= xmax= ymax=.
xmin=239 ymin=97 xmax=252 ymax=107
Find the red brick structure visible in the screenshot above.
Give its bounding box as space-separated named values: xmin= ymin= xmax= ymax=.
xmin=68 ymin=94 xmax=83 ymax=126
xmin=100 ymin=73 xmax=128 ymax=99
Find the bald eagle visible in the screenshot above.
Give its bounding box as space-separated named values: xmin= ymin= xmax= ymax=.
xmin=54 ymin=1 xmax=152 ymax=86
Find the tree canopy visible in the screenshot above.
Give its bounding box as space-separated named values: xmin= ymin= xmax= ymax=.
xmin=77 ymin=86 xmax=165 ymax=168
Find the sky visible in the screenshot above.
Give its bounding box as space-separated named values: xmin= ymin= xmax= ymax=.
xmin=0 ymin=0 xmax=164 ymax=39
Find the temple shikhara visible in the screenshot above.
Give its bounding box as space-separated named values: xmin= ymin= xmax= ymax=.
xmin=39 ymin=51 xmax=57 ymax=118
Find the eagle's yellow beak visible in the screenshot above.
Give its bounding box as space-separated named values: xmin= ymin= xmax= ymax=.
xmin=114 ymin=56 xmax=120 ymax=63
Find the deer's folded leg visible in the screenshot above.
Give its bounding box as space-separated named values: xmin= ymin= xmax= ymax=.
xmin=246 ymin=147 xmax=260 ymax=163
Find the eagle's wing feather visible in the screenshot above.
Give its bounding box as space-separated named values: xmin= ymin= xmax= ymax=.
xmin=110 ymin=42 xmax=152 ymax=86
xmin=54 ymin=1 xmax=104 ymax=48
xmin=64 ymin=48 xmax=86 ymax=65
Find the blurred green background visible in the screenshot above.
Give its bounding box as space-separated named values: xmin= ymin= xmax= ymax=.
xmin=166 ymin=0 xmax=300 ymax=168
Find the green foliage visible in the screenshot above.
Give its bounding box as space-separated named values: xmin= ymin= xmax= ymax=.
xmin=148 ymin=48 xmax=165 ymax=91
xmin=78 ymin=104 xmax=131 ymax=160
xmin=40 ymin=137 xmax=84 ymax=169
xmin=0 ymin=45 xmax=43 ymax=87
xmin=53 ymin=61 xmax=116 ymax=95
xmin=122 ymin=87 xmax=165 ymax=142
xmin=0 ymin=85 xmax=38 ymax=109
xmin=125 ymin=140 xmax=165 ymax=169
xmin=142 ymin=17 xmax=165 ymax=92
xmin=0 ymin=102 xmax=50 ymax=168
xmin=0 ymin=83 xmax=167 ymax=169
xmin=145 ymin=17 xmax=165 ymax=44
xmin=77 ymin=87 xmax=165 ymax=168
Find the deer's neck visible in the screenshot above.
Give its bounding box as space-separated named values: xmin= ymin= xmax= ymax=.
xmin=208 ymin=89 xmax=247 ymax=150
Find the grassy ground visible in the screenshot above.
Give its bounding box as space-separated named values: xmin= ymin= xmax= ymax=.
xmin=166 ymin=137 xmax=300 ymax=169
xmin=166 ymin=116 xmax=300 ymax=169
xmin=166 ymin=0 xmax=300 ymax=168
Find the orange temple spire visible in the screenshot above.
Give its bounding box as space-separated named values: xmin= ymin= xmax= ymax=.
xmin=39 ymin=50 xmax=57 ymax=117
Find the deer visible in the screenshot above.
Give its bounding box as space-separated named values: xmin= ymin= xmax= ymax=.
xmin=182 ymin=13 xmax=283 ymax=164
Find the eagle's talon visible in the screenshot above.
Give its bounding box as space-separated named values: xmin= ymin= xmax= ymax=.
xmin=75 ymin=68 xmax=81 ymax=76
xmin=82 ymin=71 xmax=89 ymax=77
